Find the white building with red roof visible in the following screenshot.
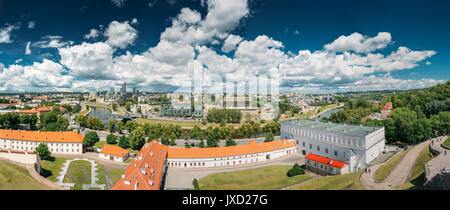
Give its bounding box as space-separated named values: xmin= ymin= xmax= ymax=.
xmin=99 ymin=144 xmax=130 ymax=162
xmin=167 ymin=139 xmax=297 ymax=168
xmin=0 ymin=129 xmax=84 ymax=154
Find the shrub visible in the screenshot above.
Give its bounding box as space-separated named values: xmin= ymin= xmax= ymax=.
xmin=287 ymin=163 xmax=305 ymax=177
xmin=193 ymin=178 xmax=200 ymax=190
xmin=106 ymin=133 xmax=117 ymax=144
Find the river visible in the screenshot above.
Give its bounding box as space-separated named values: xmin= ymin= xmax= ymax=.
xmin=316 ymin=107 xmax=343 ymax=119
xmin=87 ymin=106 xmax=112 ymax=118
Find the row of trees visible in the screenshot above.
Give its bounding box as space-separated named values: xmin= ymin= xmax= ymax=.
xmin=206 ymin=108 xmax=242 ymax=123
xmin=0 ymin=111 xmax=69 ymax=131
xmin=86 ymin=119 xmax=280 ymax=151
xmin=75 ymin=114 xmax=104 ymax=130
xmin=323 ymin=81 xmax=450 ymax=145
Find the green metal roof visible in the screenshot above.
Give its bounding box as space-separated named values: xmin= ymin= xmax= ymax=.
xmin=283 ymin=119 xmax=382 ymax=137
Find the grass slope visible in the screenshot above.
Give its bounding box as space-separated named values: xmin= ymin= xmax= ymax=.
xmin=198 ymin=165 xmax=313 ymax=190
xmin=286 ymin=170 xmax=365 ymax=190
xmin=395 ymin=146 xmax=434 ymax=190
xmin=374 ymin=148 xmax=410 ymax=182
xmin=443 ymin=138 xmax=450 ymax=148
xmin=0 ymin=160 xmax=50 ymax=190
xmin=109 ymin=168 xmax=125 ymax=186
xmin=40 ymin=157 xmax=68 ymax=182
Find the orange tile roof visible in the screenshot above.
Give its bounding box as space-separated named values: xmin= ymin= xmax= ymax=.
xmin=0 ymin=129 xmax=84 ymax=143
xmin=167 ymin=139 xmax=296 ymax=159
xmin=111 ymin=140 xmax=168 ymax=190
xmin=100 ymin=144 xmax=129 ymax=157
xmin=305 ymin=153 xmax=347 ymax=169
xmin=19 ymin=110 xmax=39 ymax=114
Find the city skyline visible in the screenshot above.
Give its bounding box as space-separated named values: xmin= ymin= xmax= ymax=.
xmin=0 ymin=0 xmax=449 ymax=94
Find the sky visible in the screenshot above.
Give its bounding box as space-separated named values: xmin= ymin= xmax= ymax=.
xmin=0 ymin=0 xmax=449 ymax=93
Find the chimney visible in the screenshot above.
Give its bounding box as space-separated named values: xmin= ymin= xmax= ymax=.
xmin=121 ymin=174 xmax=126 ymax=179
xmin=149 ymin=180 xmax=153 ymax=186
xmin=134 ymin=181 xmax=139 ymax=190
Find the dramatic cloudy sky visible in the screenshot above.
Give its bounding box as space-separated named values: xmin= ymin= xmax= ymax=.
xmin=0 ymin=0 xmax=449 ymax=93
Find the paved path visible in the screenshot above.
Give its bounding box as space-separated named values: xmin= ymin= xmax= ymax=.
xmin=164 ymin=154 xmax=304 ymax=190
xmin=425 ymin=136 xmax=450 ymax=188
xmin=104 ymin=166 xmax=113 ymax=189
xmin=53 ymin=153 xmax=129 ymax=170
xmin=360 ymin=140 xmax=431 ymax=190
xmin=385 ymin=140 xmax=430 ymax=186
xmin=360 ymin=164 xmax=392 ymax=190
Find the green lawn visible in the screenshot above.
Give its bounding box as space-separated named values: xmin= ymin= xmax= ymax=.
xmin=286 ymin=170 xmax=365 ymax=190
xmin=94 ymin=141 xmax=118 ymax=149
xmin=63 ymin=160 xmax=92 ymax=190
xmin=443 ymin=138 xmax=450 ymax=148
xmin=108 ymin=168 xmax=125 ymax=186
xmin=374 ymin=148 xmax=410 ymax=182
xmin=395 ymin=146 xmax=434 ymax=190
xmin=96 ymin=163 xmax=108 ymax=189
xmin=136 ymin=118 xmax=203 ymax=127
xmin=198 ymin=165 xmax=313 ymax=190
xmin=40 ymin=157 xmax=69 ymax=182
xmin=0 ymin=160 xmax=51 ymax=190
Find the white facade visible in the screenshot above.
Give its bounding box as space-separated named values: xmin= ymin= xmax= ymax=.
xmin=281 ymin=120 xmax=385 ymax=172
xmin=99 ymin=153 xmax=129 ymax=162
xmin=0 ymin=139 xmax=83 ymax=154
xmin=167 ymin=146 xmax=297 ymax=168
xmin=304 ymin=158 xmax=350 ymax=175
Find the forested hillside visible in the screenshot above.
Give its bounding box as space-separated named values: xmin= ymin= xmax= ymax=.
xmin=323 ymin=81 xmax=450 ymax=145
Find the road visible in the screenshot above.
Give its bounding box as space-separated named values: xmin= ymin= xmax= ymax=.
xmin=360 ymin=140 xmax=431 ymax=190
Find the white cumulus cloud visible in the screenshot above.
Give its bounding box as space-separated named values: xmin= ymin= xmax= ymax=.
xmin=104 ymin=20 xmax=138 ymax=49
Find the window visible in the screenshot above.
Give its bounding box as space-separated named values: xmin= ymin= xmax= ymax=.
xmin=309 ymin=144 xmax=312 ymax=149
xmin=334 ymin=150 xmax=338 ymax=156
xmin=325 ymin=148 xmax=329 ymax=153
xmin=317 ymin=146 xmax=320 ymax=151
xmin=302 ymin=142 xmax=305 ymax=147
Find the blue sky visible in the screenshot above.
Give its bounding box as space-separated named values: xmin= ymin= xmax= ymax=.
xmin=0 ymin=0 xmax=448 ymax=93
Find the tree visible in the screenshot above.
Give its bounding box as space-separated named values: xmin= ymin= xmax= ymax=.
xmin=265 ymin=132 xmax=274 ymax=142
xmin=129 ymin=127 xmax=146 ymax=150
xmin=39 ymin=111 xmax=68 ymax=131
xmin=193 ymin=178 xmax=200 ymax=190
xmin=199 ymin=139 xmax=205 ymax=148
xmin=118 ymin=135 xmax=129 ymax=149
xmin=106 ymin=133 xmax=117 ymax=144
xmin=75 ymin=114 xmax=88 ymax=127
xmin=35 ymin=143 xmax=52 ymax=160
xmin=125 ymin=120 xmax=138 ymax=133
xmin=225 ymin=137 xmax=236 ymax=147
xmin=87 ymin=116 xmax=104 ymax=130
xmin=161 ymin=135 xmax=169 ymax=146
xmin=117 ymin=121 xmax=125 ymax=134
xmin=83 ymin=131 xmax=100 ymax=148
xmin=206 ymin=126 xmax=220 ymax=147
xmin=287 ymin=163 xmax=305 ymax=177
xmin=108 ymin=119 xmax=116 ymax=133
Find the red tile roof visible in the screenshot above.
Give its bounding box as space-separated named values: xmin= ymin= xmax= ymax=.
xmin=100 ymin=144 xmax=129 ymax=157
xmin=111 ymin=140 xmax=168 ymax=190
xmin=305 ymin=153 xmax=347 ymax=169
xmin=167 ymin=139 xmax=295 ymax=159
